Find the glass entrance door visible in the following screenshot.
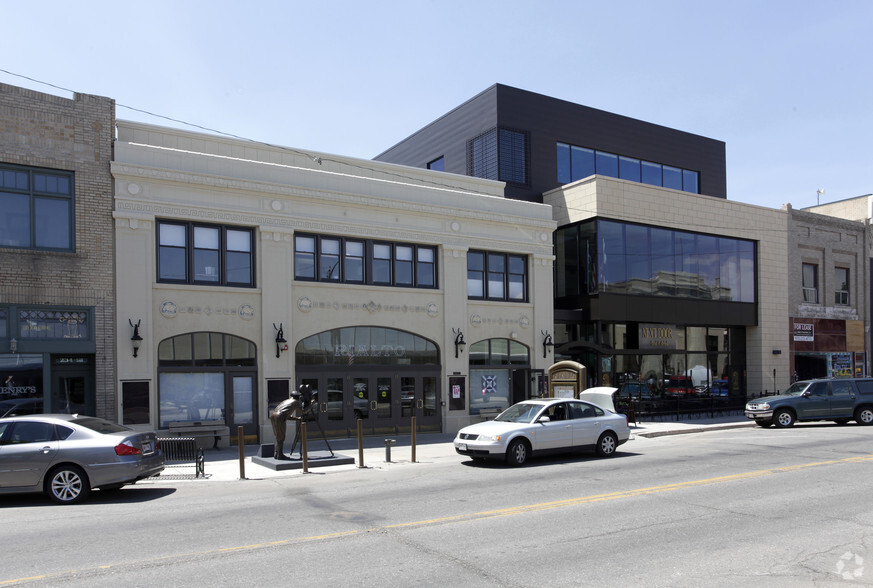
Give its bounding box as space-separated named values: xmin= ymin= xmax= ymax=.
xmin=353 ymin=374 xmax=394 ymax=435
xmin=400 ymin=375 xmax=440 ymax=432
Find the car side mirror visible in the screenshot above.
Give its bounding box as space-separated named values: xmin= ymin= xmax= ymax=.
xmin=538 ymin=416 xmax=551 ymax=423
xmin=800 ymin=390 xmax=810 ymax=397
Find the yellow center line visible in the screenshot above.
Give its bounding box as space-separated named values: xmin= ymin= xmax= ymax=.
xmin=3 ymin=453 xmax=871 ymax=585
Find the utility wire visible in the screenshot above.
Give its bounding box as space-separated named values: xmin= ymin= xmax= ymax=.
xmin=0 ymin=68 xmax=800 ymax=233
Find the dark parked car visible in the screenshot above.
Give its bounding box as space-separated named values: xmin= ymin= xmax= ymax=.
xmin=0 ymin=414 xmax=164 ymax=504
xmin=745 ymin=378 xmax=873 ymax=428
xmin=0 ymin=397 xmax=43 ymax=417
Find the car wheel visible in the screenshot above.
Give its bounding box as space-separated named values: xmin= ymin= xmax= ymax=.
xmin=833 ymin=419 xmax=851 ymax=426
xmin=855 ymin=406 xmax=873 ymax=426
xmin=773 ymin=409 xmax=795 ymax=428
xmin=596 ymin=432 xmax=618 ymax=457
xmin=46 ymin=465 xmax=91 ymax=505
xmin=505 ymin=439 xmax=529 ymax=466
xmin=755 ymin=420 xmax=772 ymax=428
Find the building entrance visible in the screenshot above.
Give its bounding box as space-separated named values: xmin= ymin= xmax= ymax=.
xmin=300 ymin=370 xmax=440 ymax=438
xmin=295 ymin=326 xmax=442 ymax=438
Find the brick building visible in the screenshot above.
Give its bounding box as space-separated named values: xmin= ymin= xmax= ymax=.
xmin=0 ymin=84 xmax=116 ymax=419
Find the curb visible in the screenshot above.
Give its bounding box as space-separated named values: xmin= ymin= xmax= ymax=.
xmin=635 ymin=422 xmax=756 ymax=438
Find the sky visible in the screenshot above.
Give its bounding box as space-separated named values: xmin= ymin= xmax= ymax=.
xmin=2 ymin=0 xmax=871 ymax=211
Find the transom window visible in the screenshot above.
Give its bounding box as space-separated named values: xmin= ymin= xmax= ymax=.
xmin=557 ymin=142 xmax=699 ymax=194
xmin=0 ymin=163 xmax=74 ymax=251
xmin=802 ymin=263 xmax=818 ymax=304
xmin=295 ymin=234 xmax=437 ymax=289
xmin=467 ymin=251 xmax=528 ymax=302
xmin=157 ymin=220 xmax=254 ymax=287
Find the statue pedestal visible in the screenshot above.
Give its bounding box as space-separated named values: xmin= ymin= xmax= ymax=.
xmin=252 ymin=444 xmax=355 ymax=471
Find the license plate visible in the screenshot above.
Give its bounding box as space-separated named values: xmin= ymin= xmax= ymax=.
xmin=142 ymin=441 xmax=153 ymax=453
xmin=458 ymin=443 xmax=467 ymax=451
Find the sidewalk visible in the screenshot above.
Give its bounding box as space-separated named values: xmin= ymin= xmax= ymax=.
xmin=148 ymin=414 xmax=755 ymax=483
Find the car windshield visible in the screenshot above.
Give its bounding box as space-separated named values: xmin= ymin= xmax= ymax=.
xmin=494 ymin=403 xmax=542 ymax=424
xmin=71 ymin=417 xmax=130 ymax=434
xmin=782 ymin=382 xmax=811 ymax=396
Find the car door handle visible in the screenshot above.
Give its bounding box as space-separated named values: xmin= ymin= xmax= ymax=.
xmin=40 ymin=446 xmax=53 ymax=454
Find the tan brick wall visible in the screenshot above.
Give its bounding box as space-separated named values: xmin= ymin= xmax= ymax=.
xmin=0 ymin=83 xmax=116 ymax=419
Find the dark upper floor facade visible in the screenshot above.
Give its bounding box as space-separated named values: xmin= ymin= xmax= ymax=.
xmin=374 ymin=84 xmax=727 ymax=203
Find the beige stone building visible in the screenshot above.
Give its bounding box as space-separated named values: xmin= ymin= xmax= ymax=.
xmin=786 ymin=200 xmax=871 ymax=380
xmin=112 ymin=121 xmax=555 ymax=442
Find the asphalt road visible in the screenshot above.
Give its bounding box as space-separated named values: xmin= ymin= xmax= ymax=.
xmin=3 ymin=423 xmax=872 ymax=587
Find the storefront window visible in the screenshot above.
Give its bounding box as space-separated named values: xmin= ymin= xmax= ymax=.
xmin=470 ymin=370 xmax=511 ymax=416
xmin=468 ymin=339 xmax=530 ymax=415
xmin=0 ymin=354 xmax=43 ymax=415
xmin=158 ymin=372 xmax=224 ymax=427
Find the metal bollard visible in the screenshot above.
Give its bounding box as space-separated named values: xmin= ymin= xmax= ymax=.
xmin=384 ymin=438 xmax=396 ymax=462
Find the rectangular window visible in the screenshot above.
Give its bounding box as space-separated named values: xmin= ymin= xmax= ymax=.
xmin=344 ymin=240 xmax=365 ymax=283
xmin=468 ymin=250 xmax=528 ymax=302
xmin=294 ymin=235 xmax=316 ymax=279
xmin=595 ymin=151 xmax=619 ymax=178
xmin=802 ymin=263 xmax=818 ymax=303
xmin=556 ymin=143 xmax=571 ymax=183
xmin=157 ymin=221 xmax=254 ymax=287
xmin=641 ymin=161 xmax=662 ymax=186
xmin=373 ymin=243 xmax=392 ymax=285
xmin=571 ymin=146 xmax=595 ymax=182
xmin=19 ymin=309 xmax=89 ymax=340
xmin=294 ymin=234 xmax=437 ymax=289
xmin=663 ymin=166 xmax=683 ymax=190
xmin=416 ymin=247 xmax=435 ymax=287
xmin=619 ymin=156 xmax=641 ymax=182
xmin=835 ymin=267 xmax=849 ymax=306
xmin=427 ymin=156 xmax=444 ymax=171
xmin=0 ymin=163 xmax=74 ymax=251
xmin=319 ymin=238 xmax=341 ymax=281
xmin=467 ymin=252 xmax=485 ymax=297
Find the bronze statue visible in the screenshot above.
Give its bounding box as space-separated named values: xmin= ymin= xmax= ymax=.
xmin=269 ymin=384 xmax=313 ymax=460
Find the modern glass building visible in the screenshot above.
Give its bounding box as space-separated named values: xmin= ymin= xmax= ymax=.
xmin=377 ymin=84 xmax=790 ymax=401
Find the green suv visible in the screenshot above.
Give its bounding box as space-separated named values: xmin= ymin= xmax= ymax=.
xmin=745 ymin=378 xmax=873 ymax=428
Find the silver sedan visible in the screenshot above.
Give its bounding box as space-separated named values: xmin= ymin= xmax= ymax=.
xmin=454 ymin=398 xmax=631 ymax=466
xmin=0 ymin=414 xmax=164 ymax=504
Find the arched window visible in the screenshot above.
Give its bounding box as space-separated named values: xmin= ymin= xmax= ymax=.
xmin=157 ymin=332 xmax=257 ymax=429
xmin=296 ymin=326 xmax=439 ymax=366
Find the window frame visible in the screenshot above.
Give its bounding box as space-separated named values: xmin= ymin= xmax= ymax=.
xmin=0 ymin=163 xmax=75 ymax=252
xmin=156 ymin=220 xmax=255 ymax=287
xmin=835 ymin=267 xmax=849 ymax=306
xmin=802 ymin=263 xmax=818 ymax=304
xmin=294 ymin=233 xmax=438 ymax=289
xmin=467 ymin=250 xmax=528 ymax=302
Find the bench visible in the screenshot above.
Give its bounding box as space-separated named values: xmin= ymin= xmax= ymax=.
xmin=158 ymin=437 xmax=205 ymax=478
xmin=166 ymin=420 xmax=230 ymax=449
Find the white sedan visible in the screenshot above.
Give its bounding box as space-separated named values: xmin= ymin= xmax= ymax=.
xmin=454 ymin=398 xmax=630 ymax=466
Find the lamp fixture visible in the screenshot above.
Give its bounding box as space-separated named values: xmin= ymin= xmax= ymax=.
xmin=453 ymin=328 xmax=466 ymax=358
xmin=274 ymin=323 xmax=288 ymax=358
xmin=9 ymin=338 xmax=17 ymax=354
xmin=542 ymin=330 xmax=554 ymax=359
xmin=129 ymin=319 xmax=143 ymax=358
